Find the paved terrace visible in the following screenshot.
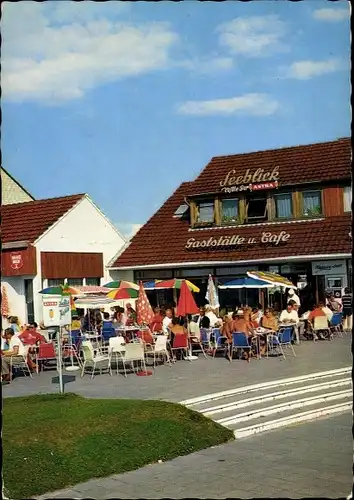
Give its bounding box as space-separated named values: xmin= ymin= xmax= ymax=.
xmin=4 ymin=334 xmax=352 ymax=402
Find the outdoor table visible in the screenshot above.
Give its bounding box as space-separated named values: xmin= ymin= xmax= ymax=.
xmin=253 ymin=327 xmax=275 ymax=358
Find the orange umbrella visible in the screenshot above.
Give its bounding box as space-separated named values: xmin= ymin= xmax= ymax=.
xmin=176 ymin=280 xmax=199 ymax=317
xmin=1 ymin=286 xmax=9 ymax=317
xmin=136 ymin=281 xmax=154 ymax=326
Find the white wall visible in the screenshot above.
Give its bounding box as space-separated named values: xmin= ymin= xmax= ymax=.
xmin=108 ymin=269 xmax=135 ymax=282
xmin=33 ymin=196 xmax=126 ymax=322
xmin=1 ymin=277 xmax=27 ymax=326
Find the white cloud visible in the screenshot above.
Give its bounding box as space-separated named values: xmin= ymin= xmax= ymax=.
xmin=177 ymin=93 xmax=279 ymax=117
xmin=176 ymin=56 xmax=234 ymax=74
xmin=217 ymin=15 xmax=288 ymax=57
xmin=2 ymin=2 xmax=178 ymax=104
xmin=285 ymin=58 xmax=345 ymax=80
xmin=313 ymin=8 xmax=349 ymax=22
xmin=115 ymin=223 xmax=143 ymax=240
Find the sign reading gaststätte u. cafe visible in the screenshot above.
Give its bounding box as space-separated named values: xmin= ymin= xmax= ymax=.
xmin=185 ymin=230 xmax=290 ymax=250
xmin=220 ymin=166 xmax=280 ymax=193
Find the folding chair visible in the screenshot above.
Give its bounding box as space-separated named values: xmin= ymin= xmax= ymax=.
xmin=122 ymin=343 xmax=147 ymax=377
xmin=10 ymin=350 xmax=33 ymax=381
xmin=200 ymin=328 xmax=212 ymax=350
xmin=268 ymin=327 xmax=296 ymax=359
xmin=108 ymin=336 xmax=126 ymax=375
xmin=36 ymin=342 xmax=57 ymax=374
xmin=149 ymin=335 xmax=171 ymax=367
xmin=212 ymin=328 xmax=228 ymax=358
xmin=231 ymin=332 xmax=251 ymax=362
xmin=330 ymin=313 xmax=343 ymax=338
xmin=170 ymin=333 xmax=189 ymax=361
xmin=81 ymin=340 xmax=111 ymax=379
xmin=313 ymin=316 xmax=332 ymax=340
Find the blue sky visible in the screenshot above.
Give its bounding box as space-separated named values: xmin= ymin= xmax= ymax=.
xmin=2 ymin=1 xmax=350 ymax=238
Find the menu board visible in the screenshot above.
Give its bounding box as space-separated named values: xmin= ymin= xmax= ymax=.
xmin=42 ymin=296 xmax=72 ymax=327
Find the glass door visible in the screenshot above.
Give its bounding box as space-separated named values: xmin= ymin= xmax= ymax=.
xmin=24 ymin=279 xmax=35 ymax=324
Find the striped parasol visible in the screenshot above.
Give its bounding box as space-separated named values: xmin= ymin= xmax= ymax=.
xmin=1 ymin=286 xmax=10 ymax=317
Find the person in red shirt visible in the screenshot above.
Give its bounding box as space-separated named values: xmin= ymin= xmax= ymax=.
xmin=19 ymin=323 xmax=46 ymax=346
xmin=150 ymin=307 xmax=163 ymax=333
xmin=308 ymin=302 xmax=327 ymax=322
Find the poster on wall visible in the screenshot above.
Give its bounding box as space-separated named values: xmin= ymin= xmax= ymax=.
xmin=42 ymin=296 xmax=72 ymax=327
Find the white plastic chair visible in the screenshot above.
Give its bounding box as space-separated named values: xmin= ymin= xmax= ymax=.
xmin=150 ymin=335 xmax=171 ymax=367
xmin=313 ymin=316 xmax=332 ymax=340
xmin=9 ymin=348 xmax=33 ymax=381
xmin=122 ymin=343 xmax=147 ymax=377
xmin=108 ymin=336 xmax=126 ymax=375
xmin=81 ymin=340 xmax=111 ymax=379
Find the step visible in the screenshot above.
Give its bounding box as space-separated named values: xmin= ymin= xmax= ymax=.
xmin=215 ymin=389 xmax=352 ymax=426
xmin=181 ymin=366 xmax=351 ymax=407
xmin=199 ymin=377 xmax=352 ymax=417
xmin=232 ymin=401 xmax=352 ymax=438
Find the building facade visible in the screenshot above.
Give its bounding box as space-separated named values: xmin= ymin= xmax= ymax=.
xmin=109 ymin=138 xmax=352 ymax=308
xmin=1 ymin=194 xmax=126 ymax=324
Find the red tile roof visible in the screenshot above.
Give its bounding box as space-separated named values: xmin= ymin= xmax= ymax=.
xmin=1 ymin=194 xmax=85 ymax=243
xmin=191 ymin=137 xmax=351 ymax=195
xmin=111 ymin=138 xmax=352 ymax=269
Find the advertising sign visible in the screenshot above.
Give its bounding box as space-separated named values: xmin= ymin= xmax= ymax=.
xmin=220 ymin=166 xmax=280 ymax=193
xmin=311 ymin=260 xmax=346 ymax=276
xmin=10 ymin=252 xmax=24 ymax=270
xmin=42 ymin=296 xmax=72 ymax=327
xmin=185 ymin=230 xmax=290 ymax=250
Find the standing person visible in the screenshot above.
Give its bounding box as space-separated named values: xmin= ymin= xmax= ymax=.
xmin=197 ymin=307 xmax=211 ymax=329
xmin=287 ymin=289 xmax=301 ymax=307
xmin=205 ymin=306 xmax=220 ymax=327
xmin=342 ymin=288 xmax=353 ymax=332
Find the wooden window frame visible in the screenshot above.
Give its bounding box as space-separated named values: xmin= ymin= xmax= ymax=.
xmin=220 ymin=197 xmax=240 ymax=226
xmin=300 ymin=189 xmax=323 ymax=218
xmin=273 ymin=192 xmax=294 ymax=220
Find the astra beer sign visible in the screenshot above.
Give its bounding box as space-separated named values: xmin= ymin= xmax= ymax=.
xmin=220 ymin=166 xmax=280 ymax=193
xmin=185 ymin=230 xmax=290 ymax=250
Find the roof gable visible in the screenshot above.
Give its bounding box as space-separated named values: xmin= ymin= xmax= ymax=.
xmin=1 ymin=167 xmax=35 ymax=204
xmin=191 ymin=137 xmax=351 ymax=195
xmin=1 ymin=194 xmax=85 ymax=244
xmin=111 ymin=138 xmax=352 ymax=269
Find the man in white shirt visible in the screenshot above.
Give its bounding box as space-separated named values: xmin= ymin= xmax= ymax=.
xmin=280 ymin=302 xmax=300 ymax=345
xmin=162 ymin=309 xmax=173 ymax=335
xmin=205 ymin=306 xmax=221 ymax=327
xmin=1 ymin=328 xmax=27 ymax=384
xmin=287 ymin=289 xmax=301 ymax=307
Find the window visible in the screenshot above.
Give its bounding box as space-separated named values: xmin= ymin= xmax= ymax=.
xmin=67 ymin=278 xmax=84 ymax=286
xmin=302 ymin=190 xmax=322 ymax=217
xmin=343 ymin=186 xmax=352 ymax=212
xmin=48 ymin=279 xmax=64 ymax=287
xmin=86 ymin=277 xmax=101 ymax=286
xmin=246 ymin=197 xmax=267 ymax=223
xmin=221 ymin=198 xmax=239 ymax=223
xmin=275 ymin=193 xmax=293 ymax=219
xmin=197 ymin=200 xmax=214 ymax=223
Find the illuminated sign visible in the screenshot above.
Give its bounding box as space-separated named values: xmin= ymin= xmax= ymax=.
xmin=185 ymin=230 xmax=290 ymax=250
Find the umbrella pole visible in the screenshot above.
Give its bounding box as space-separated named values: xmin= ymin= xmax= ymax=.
xmin=57 ymin=326 xmax=64 ymax=394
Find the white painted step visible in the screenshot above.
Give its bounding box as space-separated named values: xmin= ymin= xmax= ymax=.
xmin=181 ymin=367 xmax=351 ymax=407
xmin=233 ymin=402 xmax=352 ymax=438
xmin=215 ymin=389 xmax=352 ymax=426
xmin=199 ymin=378 xmax=352 ymax=417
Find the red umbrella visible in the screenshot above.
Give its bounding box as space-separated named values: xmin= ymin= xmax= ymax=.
xmin=176 ymin=280 xmax=199 ymax=317
xmin=136 ymin=281 xmax=154 ymax=326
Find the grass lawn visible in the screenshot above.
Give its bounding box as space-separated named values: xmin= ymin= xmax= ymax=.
xmin=3 ymin=393 xmax=233 ymax=499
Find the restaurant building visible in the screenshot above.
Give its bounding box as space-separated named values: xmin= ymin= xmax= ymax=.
xmin=109 ymin=138 xmax=352 ymax=307
xmin=1 ymin=192 xmax=126 ymax=324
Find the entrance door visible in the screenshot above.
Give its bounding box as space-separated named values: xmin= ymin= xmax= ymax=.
xmin=24 ymin=279 xmax=35 ymax=324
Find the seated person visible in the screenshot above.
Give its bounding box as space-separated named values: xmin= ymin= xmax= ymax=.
xmin=1 ymin=328 xmax=36 ymax=383
xmin=251 ymin=306 xmax=263 ymax=326
xmin=261 ymin=309 xmax=278 ymax=331
xmin=231 ymin=312 xmax=253 ymax=337
xmin=19 ymin=323 xmax=47 ymax=345
xmin=205 ymin=306 xmax=221 ymax=327
xmin=308 ymin=303 xmax=329 ymax=340
xmin=187 ymin=315 xmax=201 ymax=340
xmin=162 ymin=309 xmax=173 ymax=335
xmin=7 ymin=316 xmax=21 ymax=334
xmin=221 ymin=315 xmax=233 ymax=361
xmin=71 ymin=314 xmax=82 ymax=331
xmin=150 ymin=308 xmax=163 ymax=333
xmin=279 ymin=302 xmax=299 ymax=324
